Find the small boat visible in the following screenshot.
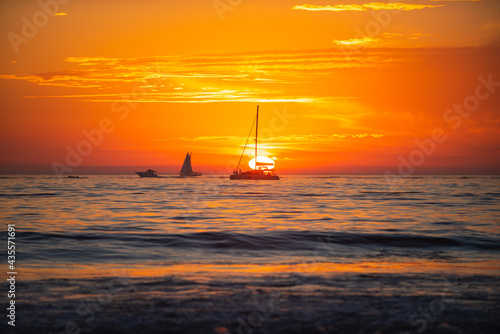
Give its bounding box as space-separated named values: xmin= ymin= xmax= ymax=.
xmin=68 ymin=175 xmax=80 ymax=178
xmin=230 ymin=106 xmax=280 ymax=180
xmin=136 ymin=169 xmax=158 ymax=177
xmin=180 ymin=152 xmax=202 ymax=177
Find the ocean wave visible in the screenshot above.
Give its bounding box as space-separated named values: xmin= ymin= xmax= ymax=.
xmin=19 ymin=230 xmax=500 ymax=251
xmin=0 ymin=192 xmax=60 ymax=197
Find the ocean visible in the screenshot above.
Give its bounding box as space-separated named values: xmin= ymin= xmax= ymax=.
xmin=1 ymin=175 xmax=499 ymax=334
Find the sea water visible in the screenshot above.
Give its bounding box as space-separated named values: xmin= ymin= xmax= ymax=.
xmin=1 ymin=175 xmax=499 ymax=333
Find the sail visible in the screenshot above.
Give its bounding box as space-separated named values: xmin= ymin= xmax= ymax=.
xmin=180 ymin=152 xmax=193 ymax=174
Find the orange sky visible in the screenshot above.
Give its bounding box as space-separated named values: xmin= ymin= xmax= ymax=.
xmin=1 ymin=0 xmax=499 ymax=175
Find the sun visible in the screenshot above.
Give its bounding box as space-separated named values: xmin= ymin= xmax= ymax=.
xmin=248 ymin=156 xmax=276 ymax=170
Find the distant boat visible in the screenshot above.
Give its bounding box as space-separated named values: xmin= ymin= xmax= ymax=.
xmin=180 ymin=152 xmax=202 ymax=177
xmin=136 ymin=169 xmax=158 ymax=177
xmin=230 ymin=106 xmax=280 ymax=180
xmin=68 ymin=175 xmax=80 ymax=178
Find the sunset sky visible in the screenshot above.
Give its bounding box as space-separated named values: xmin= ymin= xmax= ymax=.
xmin=1 ymin=0 xmax=499 ymax=175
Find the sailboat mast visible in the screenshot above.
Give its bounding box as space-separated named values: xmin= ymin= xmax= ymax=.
xmin=255 ymin=105 xmax=259 ymax=169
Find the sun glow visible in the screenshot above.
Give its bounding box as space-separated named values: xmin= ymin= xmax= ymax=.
xmin=249 ymin=156 xmax=276 ymax=170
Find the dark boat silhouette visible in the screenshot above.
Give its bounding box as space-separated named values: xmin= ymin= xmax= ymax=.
xmin=230 ymin=106 xmax=280 ymax=180
xmin=136 ymin=169 xmax=158 ymax=177
xmin=180 ymin=152 xmax=202 ymax=177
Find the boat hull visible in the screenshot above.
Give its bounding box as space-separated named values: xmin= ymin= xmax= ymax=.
xmin=230 ymin=174 xmax=279 ymax=180
xmin=136 ymin=172 xmax=158 ymax=177
xmin=180 ymin=172 xmax=202 ymax=177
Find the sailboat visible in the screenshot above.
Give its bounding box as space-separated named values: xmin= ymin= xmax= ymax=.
xmin=180 ymin=152 xmax=202 ymax=177
xmin=230 ymin=106 xmax=280 ymax=180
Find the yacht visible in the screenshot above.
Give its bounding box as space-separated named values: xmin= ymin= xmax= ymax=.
xmin=136 ymin=169 xmax=158 ymax=177
xmin=230 ymin=106 xmax=280 ymax=180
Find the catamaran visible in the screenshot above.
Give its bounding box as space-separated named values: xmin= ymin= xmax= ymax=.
xmin=230 ymin=106 xmax=280 ymax=180
xmin=180 ymin=152 xmax=202 ymax=177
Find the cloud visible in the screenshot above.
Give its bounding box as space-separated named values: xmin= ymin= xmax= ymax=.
xmin=0 ymin=70 xmax=102 ymax=88
xmin=409 ymin=32 xmax=434 ymax=40
xmin=270 ymin=134 xmax=385 ymax=142
xmin=293 ymin=2 xmax=445 ymax=12
xmin=0 ymin=48 xmax=400 ymax=103
xmin=382 ymin=32 xmax=435 ymax=41
xmin=160 ymin=133 xmax=384 ymax=159
xmin=177 ymin=136 xmax=246 ymax=142
xmin=3 ymin=46 xmax=491 ymax=104
xmin=21 ymin=90 xmax=316 ymax=104
xmin=382 ymin=33 xmax=405 ymax=38
xmin=333 ymin=37 xmax=381 ymax=46
xmin=333 ymin=32 xmax=434 ymax=47
xmin=177 ymin=133 xmax=384 ymax=144
xmin=293 ymin=4 xmax=365 ymax=12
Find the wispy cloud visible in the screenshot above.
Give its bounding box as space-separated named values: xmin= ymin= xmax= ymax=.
xmin=0 ymin=71 xmax=102 ymax=88
xmin=0 ymin=48 xmax=399 ymax=103
xmin=293 ymin=3 xmax=445 ymax=12
xmin=159 ymin=133 xmax=385 ymax=158
xmin=293 ymin=4 xmax=365 ymax=12
xmin=177 ymin=133 xmax=384 ymax=144
xmin=408 ymin=32 xmax=434 ymax=40
xmin=333 ymin=37 xmax=380 ymax=46
xmin=333 ymin=32 xmax=435 ymax=47
xmin=21 ymin=90 xmax=316 ymax=104
xmin=3 ymin=46 xmax=487 ymax=105
xmin=178 ymin=136 xmax=245 ymax=142
xmin=270 ymin=134 xmax=385 ymax=142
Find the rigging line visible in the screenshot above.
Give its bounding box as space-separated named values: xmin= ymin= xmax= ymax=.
xmin=236 ymin=114 xmax=257 ymax=171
